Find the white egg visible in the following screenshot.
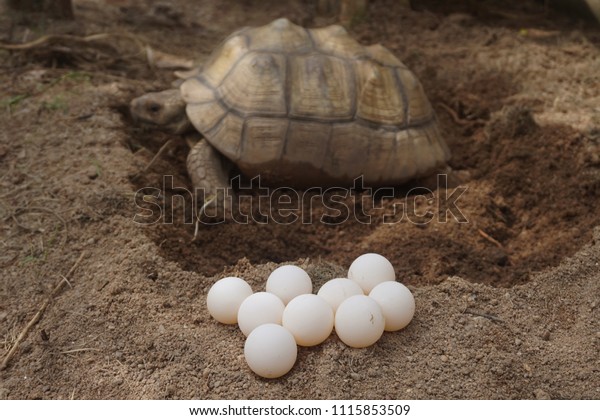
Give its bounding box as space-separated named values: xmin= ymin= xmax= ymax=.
xmin=334 ymin=295 xmax=385 ymax=348
xmin=317 ymin=278 xmax=364 ymax=313
xmin=348 ymin=253 xmax=395 ymax=293
xmin=244 ymin=323 xmax=297 ymax=378
xmin=369 ymin=281 xmax=415 ymax=331
xmin=282 ymin=294 xmax=334 ymax=346
xmin=266 ymin=265 xmax=312 ymax=305
xmin=206 ymin=277 xmax=253 ymax=324
xmin=237 ymin=292 xmax=285 ymax=337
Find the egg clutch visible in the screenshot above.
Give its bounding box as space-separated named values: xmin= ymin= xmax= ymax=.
xmin=206 ymin=253 xmax=416 ymax=378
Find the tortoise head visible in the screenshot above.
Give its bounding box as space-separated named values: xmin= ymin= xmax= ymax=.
xmin=130 ymin=89 xmax=191 ymax=134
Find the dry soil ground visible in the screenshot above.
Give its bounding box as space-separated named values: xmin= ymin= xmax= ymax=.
xmin=0 ymin=0 xmax=599 ymax=399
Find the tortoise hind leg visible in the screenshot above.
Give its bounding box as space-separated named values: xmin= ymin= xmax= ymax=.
xmin=186 ymin=137 xmax=233 ymax=217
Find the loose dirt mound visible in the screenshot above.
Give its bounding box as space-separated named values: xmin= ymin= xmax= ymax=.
xmin=1 ymin=0 xmax=599 ymax=399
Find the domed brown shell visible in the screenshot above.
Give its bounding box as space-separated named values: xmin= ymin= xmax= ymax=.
xmin=180 ymin=18 xmax=450 ymax=186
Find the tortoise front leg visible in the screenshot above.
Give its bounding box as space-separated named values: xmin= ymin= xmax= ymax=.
xmin=186 ymin=137 xmax=233 ymax=218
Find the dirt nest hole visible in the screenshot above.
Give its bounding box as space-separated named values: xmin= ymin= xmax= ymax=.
xmin=130 ymin=103 xmax=600 ymax=288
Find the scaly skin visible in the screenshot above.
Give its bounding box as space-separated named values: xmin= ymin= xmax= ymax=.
xmin=186 ymin=138 xmax=233 ymax=217
xmin=130 ymin=90 xmax=233 ymax=216
xmin=130 ymin=89 xmax=190 ymax=134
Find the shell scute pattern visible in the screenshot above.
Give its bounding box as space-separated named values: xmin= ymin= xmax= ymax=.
xmin=180 ymin=18 xmax=449 ymax=186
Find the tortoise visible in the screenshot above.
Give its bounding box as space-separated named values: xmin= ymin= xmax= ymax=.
xmin=130 ymin=18 xmax=450 ymax=206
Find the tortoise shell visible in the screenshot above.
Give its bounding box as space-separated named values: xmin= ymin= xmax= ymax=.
xmin=180 ymin=18 xmax=449 ymax=186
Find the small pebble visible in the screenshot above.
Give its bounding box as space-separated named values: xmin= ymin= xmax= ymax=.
xmin=86 ymin=165 xmax=99 ymax=180
xmin=440 ymin=355 xmax=449 ymax=362
xmin=515 ymin=338 xmax=523 ymax=346
xmin=350 ymin=372 xmax=361 ymax=381
xmin=534 ymin=389 xmax=551 ymax=400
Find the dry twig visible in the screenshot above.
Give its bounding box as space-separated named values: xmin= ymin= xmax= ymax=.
xmin=60 ymin=348 xmax=99 ymax=354
xmin=463 ymin=308 xmax=505 ymax=323
xmin=132 ymin=139 xmax=174 ymax=180
xmin=0 ymin=251 xmax=86 ymax=370
xmin=477 ymin=228 xmax=504 ymax=249
xmin=10 ymin=206 xmax=69 ymax=246
xmin=191 ymin=194 xmax=217 ymax=242
xmin=0 ymin=32 xmax=144 ymax=51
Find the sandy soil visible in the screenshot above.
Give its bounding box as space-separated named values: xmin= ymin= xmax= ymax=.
xmin=0 ymin=0 xmax=599 ymax=399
